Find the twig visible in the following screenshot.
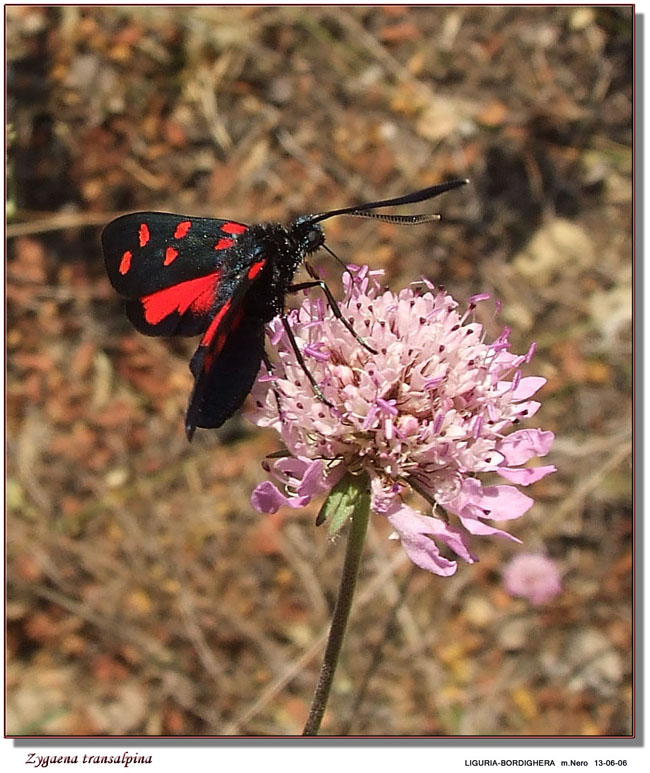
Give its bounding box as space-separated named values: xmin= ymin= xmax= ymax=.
xmin=6 ymin=211 xmax=122 ymax=238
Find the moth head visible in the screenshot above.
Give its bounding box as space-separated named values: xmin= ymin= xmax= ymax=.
xmin=291 ymin=216 xmax=325 ymax=256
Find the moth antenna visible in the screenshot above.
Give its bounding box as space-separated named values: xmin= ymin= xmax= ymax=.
xmin=308 ymin=178 xmax=469 ymax=225
xmin=342 ymin=211 xmax=441 ymax=225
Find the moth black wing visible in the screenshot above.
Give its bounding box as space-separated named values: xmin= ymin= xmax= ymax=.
xmin=102 ymin=212 xmax=249 ymax=297
xmin=186 ymin=314 xmax=266 ymax=437
xmin=184 ymin=254 xmax=270 ymax=439
xmin=101 ymin=212 xmax=248 ymax=337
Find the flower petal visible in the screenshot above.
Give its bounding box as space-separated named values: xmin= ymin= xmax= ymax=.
xmin=476 ymin=484 xmax=534 ymax=520
xmin=388 ymin=505 xmax=477 ymax=574
xmin=251 ymin=481 xmax=311 ymax=514
xmin=399 ymin=531 xmax=459 ymax=576
xmin=459 ymin=511 xmax=522 ymax=542
xmin=426 ymin=516 xmax=479 ymax=564
xmin=297 ymin=459 xmax=330 ymax=497
xmin=389 ymin=516 xmax=458 ymax=576
xmin=511 ymin=376 xmax=547 ymax=401
xmin=498 ymin=465 xmax=557 ymax=485
xmin=516 ymin=400 xmax=541 ymax=419
xmin=498 ymin=429 xmax=555 ymax=465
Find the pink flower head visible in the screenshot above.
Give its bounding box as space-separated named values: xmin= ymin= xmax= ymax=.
xmin=249 ymin=265 xmax=555 ymax=576
xmin=503 ymin=553 xmax=562 ymax=605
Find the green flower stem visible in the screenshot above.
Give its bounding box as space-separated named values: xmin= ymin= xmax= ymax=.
xmin=302 ymin=472 xmax=370 ymax=736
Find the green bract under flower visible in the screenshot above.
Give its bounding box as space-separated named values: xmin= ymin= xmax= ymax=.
xmin=249 ymin=265 xmax=555 ymax=576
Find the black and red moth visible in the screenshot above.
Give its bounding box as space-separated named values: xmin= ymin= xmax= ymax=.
xmin=102 ymin=179 xmax=467 ymax=440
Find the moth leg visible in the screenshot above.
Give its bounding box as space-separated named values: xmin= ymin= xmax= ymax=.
xmin=279 ymin=314 xmax=334 ymax=409
xmin=262 ymin=350 xmax=286 ymax=421
xmin=289 ymin=265 xmax=377 ymax=355
xmin=262 ymin=350 xmax=274 ymax=372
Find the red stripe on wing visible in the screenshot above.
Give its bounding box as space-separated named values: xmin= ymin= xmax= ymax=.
xmin=141 ymin=271 xmax=221 ymax=325
xmin=214 ymin=238 xmax=235 ymax=250
xmin=201 ymin=306 xmax=245 ymax=372
xmin=200 ymin=298 xmax=231 ymax=348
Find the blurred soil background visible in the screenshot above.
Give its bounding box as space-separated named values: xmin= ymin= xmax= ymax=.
xmin=6 ymin=6 xmax=632 ymax=736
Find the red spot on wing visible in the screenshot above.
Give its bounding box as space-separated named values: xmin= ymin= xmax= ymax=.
xmin=221 ymin=222 xmax=247 ymax=235
xmin=139 ymin=223 xmax=150 ymax=247
xmin=247 ymin=260 xmax=266 ymax=280
xmin=119 ymin=251 xmax=132 ymax=275
xmin=174 ymin=221 xmax=192 ymax=239
xmin=164 ymin=246 xmax=179 ymax=265
xmin=141 ymin=271 xmax=221 ymax=325
xmin=214 ymin=238 xmax=235 ymax=250
xmin=200 ymin=299 xmax=231 ymax=347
